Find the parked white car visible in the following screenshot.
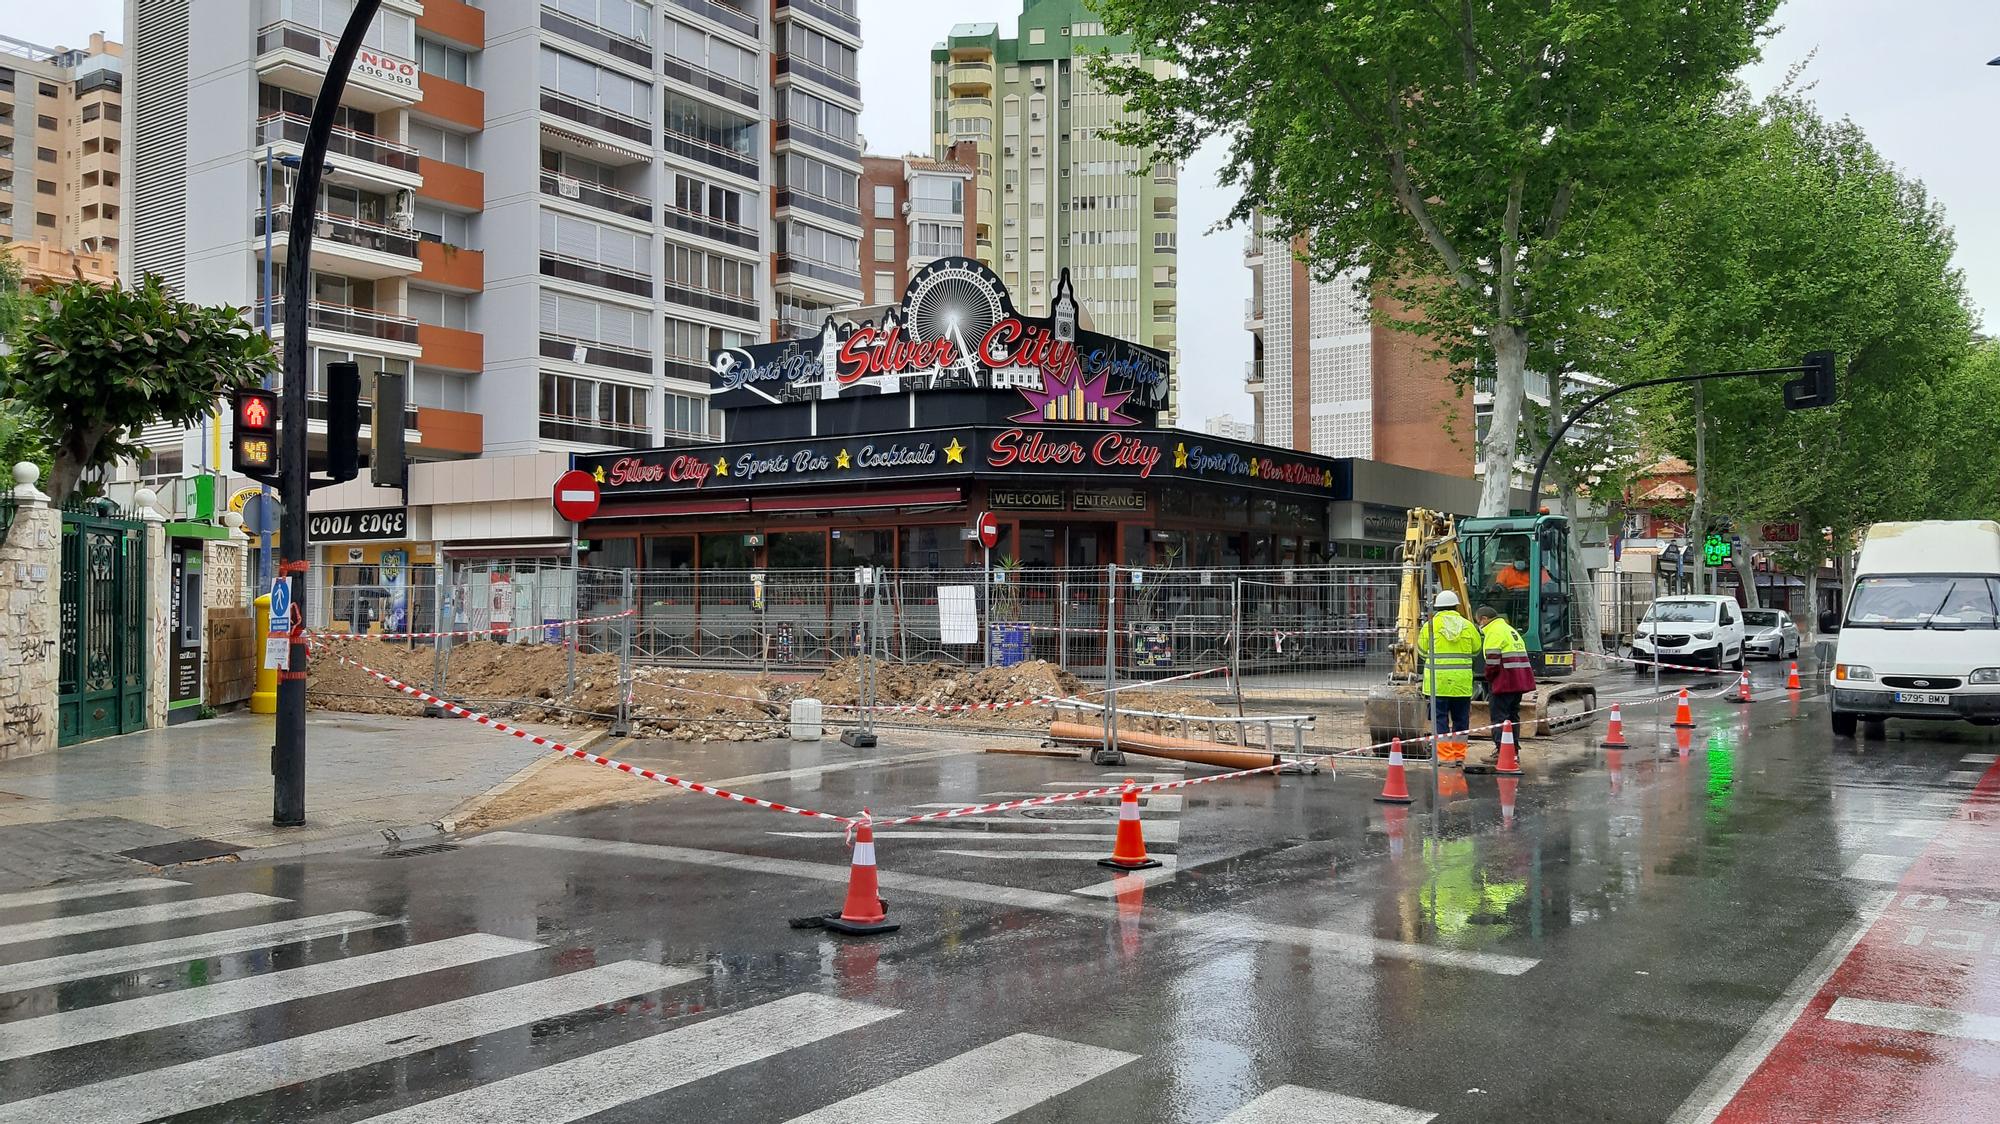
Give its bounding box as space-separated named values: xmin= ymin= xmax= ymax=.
xmin=1632 ymin=595 xmax=1747 ymax=671
xmin=1831 ymin=520 xmax=2000 ymax=737
xmin=1743 ymin=608 xmax=1802 ymax=660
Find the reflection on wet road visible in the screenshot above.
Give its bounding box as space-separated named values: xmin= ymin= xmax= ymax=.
xmin=1 ymin=666 xmax=1996 ymax=1122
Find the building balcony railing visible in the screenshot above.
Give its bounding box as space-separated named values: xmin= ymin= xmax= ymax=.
xmin=660 ymin=127 xmax=757 ymax=179
xmin=255 ymin=22 xmax=420 ymax=102
xmin=540 ymin=251 xmax=654 ymax=298
xmin=663 ymin=281 xmax=759 ymax=322
xmin=540 ymin=415 xmax=651 ymax=448
xmin=257 ymin=112 xmax=421 ymax=176
xmin=540 ymin=89 xmax=652 ymax=145
xmin=270 ymin=299 xmax=421 ymax=345
xmin=1244 ymin=359 xmax=1263 ymax=389
xmin=307 ymin=392 xmax=420 ymax=433
xmin=257 ymin=206 xmax=421 ymax=261
xmin=539 ymin=5 xmax=653 ymax=68
xmin=540 ymin=332 xmax=652 ymax=374
xmin=773 ymin=54 xmax=860 ymax=101
xmin=778 ymin=0 xmax=860 ymax=38
xmin=772 ymin=187 xmax=856 ymax=228
xmin=775 ymin=253 xmax=861 ymax=293
xmin=670 ymin=0 xmax=758 ymax=39
xmin=1244 ymin=297 xmax=1263 ymax=329
xmin=660 ymin=55 xmax=759 ymax=111
xmin=772 ymin=120 xmax=859 ymax=164
xmin=663 ymin=202 xmax=760 ymax=250
xmin=947 ymin=64 xmax=992 ymax=92
xmin=540 ymin=170 xmax=652 ymax=221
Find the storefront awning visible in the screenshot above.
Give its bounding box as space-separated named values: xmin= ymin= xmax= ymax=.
xmin=442 ymin=540 xmax=572 ymax=560
xmin=750 ymin=487 xmax=963 ymax=514
xmin=593 ymin=497 xmax=754 ymax=519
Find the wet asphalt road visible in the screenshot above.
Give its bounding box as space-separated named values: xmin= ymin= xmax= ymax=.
xmin=3 ymin=659 xmax=1998 ymax=1122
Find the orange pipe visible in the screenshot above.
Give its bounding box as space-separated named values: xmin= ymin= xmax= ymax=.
xmin=1049 ymin=721 xmax=1284 ymax=771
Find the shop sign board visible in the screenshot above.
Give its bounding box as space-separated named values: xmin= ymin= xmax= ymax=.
xmin=1072 ymin=490 xmax=1147 ymax=513
xmin=989 ymin=487 xmax=1065 ymax=511
xmin=307 ymin=507 xmax=407 ymax=542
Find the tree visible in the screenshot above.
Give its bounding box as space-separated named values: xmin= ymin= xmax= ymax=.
xmin=1 ymin=275 xmax=275 ymax=503
xmin=1093 ymin=0 xmax=1778 ymax=514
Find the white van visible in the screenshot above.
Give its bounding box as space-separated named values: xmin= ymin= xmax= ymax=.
xmin=1830 ymin=520 xmax=2000 ymax=736
xmin=1632 ymin=595 xmax=1746 ymax=671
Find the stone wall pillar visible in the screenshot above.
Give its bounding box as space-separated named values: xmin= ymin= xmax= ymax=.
xmin=138 ymin=488 xmax=170 ymax=730
xmin=0 ymin=464 xmax=62 ymax=761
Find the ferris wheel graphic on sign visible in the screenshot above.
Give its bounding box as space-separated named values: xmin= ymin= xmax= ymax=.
xmin=900 ymin=257 xmax=1014 ymax=391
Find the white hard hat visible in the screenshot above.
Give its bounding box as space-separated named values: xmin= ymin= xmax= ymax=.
xmin=1434 ymin=590 xmax=1461 ymax=609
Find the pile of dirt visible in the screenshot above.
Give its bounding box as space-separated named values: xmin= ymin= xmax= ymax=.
xmin=626 ymin=666 xmax=789 ymax=742
xmin=800 ymin=658 xmax=1087 ymax=729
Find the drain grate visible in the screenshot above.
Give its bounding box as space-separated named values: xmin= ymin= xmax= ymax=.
xmin=381 ymin=843 xmax=460 ymax=859
xmin=119 ymin=839 xmax=245 ymax=866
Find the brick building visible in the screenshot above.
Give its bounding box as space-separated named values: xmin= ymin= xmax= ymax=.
xmin=858 ymin=144 xmax=978 ymax=307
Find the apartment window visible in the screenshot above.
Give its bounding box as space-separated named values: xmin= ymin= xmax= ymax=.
xmin=663 ymin=316 xmax=712 ymax=363
xmin=38 ymin=82 xmax=57 ymax=97
xmin=37 ymin=180 xmax=54 ymax=195
xmin=413 ymin=203 xmax=470 ymax=246
xmin=542 ymin=210 xmax=649 ymax=274
xmin=556 ymin=0 xmax=654 ymax=43
xmin=785 ymin=153 xmax=858 ymax=208
xmin=911 ymin=175 xmax=962 ymax=216
xmin=542 ymin=290 xmax=649 ymax=348
xmin=785 ymin=23 xmax=857 ymax=80
xmin=915 ymin=222 xmax=962 ymax=258
xmin=408 ymin=123 xmax=471 ymax=165
xmin=262 ymin=0 xmax=415 ymax=56
xmin=36 ymin=147 xmax=55 ymax=163
xmin=872 ymin=276 xmax=897 ymax=304
xmin=668 ymin=244 xmax=755 ymax=299
xmin=417 ymin=37 xmax=470 ymax=84
xmin=409 ymin=288 xmax=472 ymax=330
xmin=948 ymin=117 xmax=991 ymax=139
xmin=1154 ymin=232 xmax=1177 ymax=250
xmin=36 ymin=213 xmax=54 ymax=228
xmin=673 ymin=173 xmax=744 ymax=226
xmin=103 ymin=103 xmax=120 ymax=122
xmin=81 ymin=103 xmax=100 ymax=122
xmin=872 ymin=229 xmax=894 ymax=262
xmin=1003 ymin=67 xmax=1019 ymax=82
xmin=663 ymin=391 xmax=706 ymax=437
xmin=541 ymin=372 xmax=650 ymax=434
xmin=873 ymin=184 xmax=894 ymax=219
xmin=663 ymin=94 xmax=756 ymax=156
xmin=785 ymin=89 xmax=857 ymax=144
xmin=540 ymin=46 xmax=651 ymax=121
xmin=786 ymin=222 xmax=859 ymax=273
xmin=258 ymin=83 xmax=376 ymax=134
xmin=1028 ymin=28 xmax=1046 ymax=45
xmin=665 ymin=18 xmax=756 ymax=88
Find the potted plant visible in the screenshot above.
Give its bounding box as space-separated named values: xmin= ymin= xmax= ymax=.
xmin=987 ymin=554 xmax=1031 ymax=667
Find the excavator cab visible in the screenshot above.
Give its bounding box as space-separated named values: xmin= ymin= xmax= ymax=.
xmin=1460 ymin=514 xmax=1577 ymax=678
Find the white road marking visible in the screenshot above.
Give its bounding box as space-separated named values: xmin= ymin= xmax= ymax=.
xmin=1666 ymin=891 xmax=1892 ymax=1124
xmin=1888 ymin=821 xmax=1945 ymax=840
xmin=0 ymin=931 xmax=539 ymax=1062
xmin=0 ymin=960 xmax=700 ymax=1124
xmin=768 ymin=827 xmax=1182 ymax=842
xmin=1844 ymin=854 xmax=1912 ymax=883
xmin=1069 ymin=860 xmax=1182 ymax=896
xmin=1217 ymin=1085 xmax=1436 ymax=1124
xmin=0 ymin=910 xmax=397 ymax=994
xmin=939 ymin=850 xmax=1173 ymax=863
xmin=0 ymin=878 xmax=188 ymax=910
xmin=1919 ymin=793 xmax=1962 ymax=807
xmin=1040 ymin=775 xmax=1183 ymax=788
xmin=911 ymin=802 xmax=1117 ymax=816
xmin=1946 ymin=770 xmax=1984 ymax=785
xmin=0 ymin=892 xmax=287 ymax=948
xmin=360 ymin=993 xmax=897 ymax=1124
xmin=708 ymin=748 xmax=981 ymax=788
xmin=1826 ymin=997 xmax=2000 ymax=1043
xmin=1962 ymin=754 xmax=1998 ymax=764
xmin=1187 ymin=916 xmax=1540 ymax=976
xmin=781 ymin=1032 xmax=1137 ymax=1124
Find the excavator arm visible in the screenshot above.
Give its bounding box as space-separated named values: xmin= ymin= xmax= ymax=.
xmin=1389 ymin=508 xmax=1473 ymax=682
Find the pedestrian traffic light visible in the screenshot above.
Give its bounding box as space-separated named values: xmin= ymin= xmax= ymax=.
xmin=370 ymin=369 xmax=407 ymax=489
xmin=231 ymin=386 xmax=279 ymax=484
xmin=1703 ymin=533 xmax=1731 ymax=567
xmin=1784 ymin=350 xmax=1838 ymax=410
xmin=325 ymin=361 xmax=361 ymax=483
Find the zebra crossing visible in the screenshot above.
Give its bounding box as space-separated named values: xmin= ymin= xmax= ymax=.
xmin=0 ymin=874 xmax=1437 ymax=1123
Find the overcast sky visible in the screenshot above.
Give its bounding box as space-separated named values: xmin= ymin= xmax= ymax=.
xmin=19 ymin=1 xmax=1999 ymax=426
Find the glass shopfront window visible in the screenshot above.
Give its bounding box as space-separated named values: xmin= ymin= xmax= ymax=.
xmin=585 ymin=537 xmax=637 ymax=570
xmin=700 ymin=533 xmax=752 ymax=571
xmin=831 ymin=529 xmax=893 ymax=569
xmin=899 ymin=526 xmax=954 ymax=571
xmin=645 ymin=534 xmax=695 ymax=573
xmin=769 ymin=531 xmax=826 ymax=570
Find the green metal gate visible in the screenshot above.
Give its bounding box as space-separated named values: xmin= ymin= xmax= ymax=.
xmin=59 ymin=503 xmax=148 ymax=746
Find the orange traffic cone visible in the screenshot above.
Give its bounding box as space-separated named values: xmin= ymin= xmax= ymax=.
xmin=1787 ymin=662 xmax=1803 ymax=691
xmin=1672 ymin=687 xmax=1697 ymax=729
xmin=1601 ymin=704 xmax=1630 ymax=748
xmin=1497 ymin=775 xmax=1519 ymax=830
xmin=1099 ymin=781 xmax=1163 ymax=870
xmin=1495 ymin=721 xmax=1524 ymax=776
xmin=1374 ymin=739 xmax=1415 ymax=804
xmin=822 ymin=812 xmax=899 ymax=935
xmin=1731 ymin=668 xmax=1753 ymax=704
xmin=1607 ymin=747 xmax=1625 ymax=795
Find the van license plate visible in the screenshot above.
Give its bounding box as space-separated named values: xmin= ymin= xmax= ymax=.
xmin=1896 ymin=692 xmax=1951 ymax=706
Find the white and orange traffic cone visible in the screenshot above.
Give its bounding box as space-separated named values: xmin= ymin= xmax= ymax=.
xmin=1731 ymin=668 xmax=1753 ymax=704
xmin=1601 ymin=704 xmax=1630 ymax=749
xmin=1374 ymin=739 xmax=1416 ymax=805
xmin=822 ymin=811 xmax=899 ymax=935
xmin=1787 ymin=662 xmax=1803 ymax=691
xmin=1494 ymin=721 xmax=1524 ymax=776
xmin=1099 ymin=781 xmax=1163 ymax=871
xmin=1672 ymin=687 xmax=1697 ymax=729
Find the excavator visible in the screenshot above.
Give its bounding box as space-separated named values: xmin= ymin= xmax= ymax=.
xmin=1364 ymin=508 xmax=1599 ymax=750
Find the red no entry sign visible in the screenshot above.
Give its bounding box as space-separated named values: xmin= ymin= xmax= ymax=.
xmin=975 ymin=510 xmax=1000 ymax=549
xmin=553 ymin=469 xmax=601 ymax=522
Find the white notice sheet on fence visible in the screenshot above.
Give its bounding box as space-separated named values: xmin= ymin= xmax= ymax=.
xmin=937 ymin=585 xmax=980 ymax=644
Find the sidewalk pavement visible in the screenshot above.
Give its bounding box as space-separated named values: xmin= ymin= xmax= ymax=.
xmin=0 ymin=710 xmax=591 ymax=891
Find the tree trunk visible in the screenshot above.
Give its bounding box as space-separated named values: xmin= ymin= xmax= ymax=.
xmin=1735 ymin=543 xmax=1762 ymax=610
xmin=1804 ymin=565 xmax=1820 ymax=636
xmin=1477 ymin=325 xmax=1529 ymax=517
xmin=47 ymin=422 xmax=109 ymax=505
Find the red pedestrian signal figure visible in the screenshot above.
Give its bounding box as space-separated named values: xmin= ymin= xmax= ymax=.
xmin=239 ymin=394 xmax=271 ymax=430
xmin=232 ymin=387 xmax=280 ymax=483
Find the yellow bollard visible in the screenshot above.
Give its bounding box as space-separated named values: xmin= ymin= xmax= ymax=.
xmin=250 ymin=593 xmax=278 ymax=714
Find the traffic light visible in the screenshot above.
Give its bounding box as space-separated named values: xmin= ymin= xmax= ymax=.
xmin=325 ymin=361 xmax=361 ymax=483
xmin=371 ymin=369 xmax=407 ymax=489
xmin=231 ymin=387 xmax=280 ymax=484
xmin=1784 ymin=350 xmax=1838 ymax=410
xmin=1703 ymin=533 xmax=1732 ymax=567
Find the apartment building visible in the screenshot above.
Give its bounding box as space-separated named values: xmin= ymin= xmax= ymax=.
xmin=0 ymin=33 xmax=124 ymax=283
xmin=1244 ymin=218 xmax=1473 ymax=477
xmin=858 ymin=144 xmax=976 ymax=306
xmin=1199 ymin=413 xmax=1254 ymax=443
xmin=928 ymin=0 xmax=1179 ymax=422
xmin=125 ymin=0 xmax=861 ymax=481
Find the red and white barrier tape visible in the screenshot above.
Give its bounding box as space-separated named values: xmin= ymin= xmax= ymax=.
xmin=339 ymin=655 xmax=853 ymax=824
xmin=866 ymin=760 xmax=1299 ymax=828
xmin=1601 ymin=652 xmax=1731 ymax=676
xmin=1082 ymin=665 xmax=1232 ymax=697
xmin=312 ymin=608 xmax=636 ymax=642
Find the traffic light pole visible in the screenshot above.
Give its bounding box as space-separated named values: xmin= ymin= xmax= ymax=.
xmin=274 ymin=0 xmax=384 ymax=828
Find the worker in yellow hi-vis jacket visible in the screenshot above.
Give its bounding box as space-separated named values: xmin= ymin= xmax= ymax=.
xmin=1417 ymin=590 xmax=1481 ymax=766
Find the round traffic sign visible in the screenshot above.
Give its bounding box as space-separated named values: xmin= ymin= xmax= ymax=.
xmin=553 ymin=469 xmax=601 ymax=523
xmin=975 ymin=510 xmax=1000 ymax=549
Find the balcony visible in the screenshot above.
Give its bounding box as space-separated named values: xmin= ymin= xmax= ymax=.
xmin=258 ymin=112 xmax=421 ymax=192
xmin=255 ymin=22 xmax=420 ymax=111
xmin=772 ymin=187 xmax=856 ymax=230
xmin=256 ymin=207 xmax=423 ymax=280
xmin=774 ymin=254 xmax=861 ymax=301
xmin=660 ymin=125 xmax=757 ymax=180
xmin=670 ymin=0 xmax=758 ymax=38
xmin=306 ymin=392 xmax=421 ymax=435
xmin=772 ymin=120 xmax=859 ymax=164
xmin=1243 ymin=228 xmax=1263 ymax=263
xmin=1244 ymin=297 xmax=1263 ymax=331
xmin=416 ymin=71 xmax=483 ymax=131
xmin=417 ymin=0 xmax=484 ymax=48
xmin=540 ymin=333 xmax=651 ymax=375
xmin=416 ymin=406 xmax=484 ymax=456
xmin=415 ymin=157 xmax=483 ymax=211
xmin=418 ymin=322 xmax=483 ymax=372
xmin=948 ymin=64 xmax=991 ymax=94
xmin=660 ymin=55 xmax=759 ymax=111
xmin=663 ymin=200 xmax=759 ymax=250
xmin=540 ymin=5 xmax=653 ymax=69
xmin=271 ymin=299 xmax=421 ymax=347
xmin=540 ymin=89 xmax=653 ymax=149
xmin=540 ymin=251 xmax=653 ymax=298
xmin=663 ymin=279 xmax=759 ymax=322
xmin=1244 ymin=359 xmax=1263 ymax=391
xmin=416 ymin=240 xmax=483 ymax=291
xmin=540 ymin=415 xmax=652 ymax=449
xmin=777 ymin=0 xmax=860 ymax=38
xmin=774 ymin=53 xmax=860 ymax=101
xmin=540 ymin=170 xmax=652 ymax=222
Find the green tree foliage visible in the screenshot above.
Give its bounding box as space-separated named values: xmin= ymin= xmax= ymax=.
xmin=0 ymin=257 xmax=52 ymax=486
xmin=1594 ymin=93 xmax=1978 ymax=579
xmin=1 ymin=275 xmax=275 ymax=504
xmin=1092 ymin=0 xmax=1777 ymax=514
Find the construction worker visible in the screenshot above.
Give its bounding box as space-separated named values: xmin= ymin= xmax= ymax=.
xmin=1417 ymin=590 xmax=1481 ymax=766
xmin=1475 ymin=604 xmax=1537 ymax=764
